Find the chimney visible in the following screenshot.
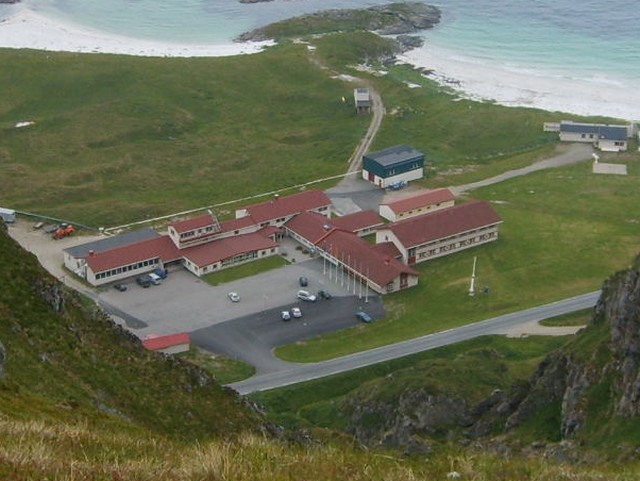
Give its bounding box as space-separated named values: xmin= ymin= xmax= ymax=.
xmin=89 ymin=250 xmax=95 ymax=257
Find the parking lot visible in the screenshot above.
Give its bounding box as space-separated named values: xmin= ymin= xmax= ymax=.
xmin=191 ymin=294 xmax=384 ymax=374
xmin=99 ymin=255 xmax=379 ymax=340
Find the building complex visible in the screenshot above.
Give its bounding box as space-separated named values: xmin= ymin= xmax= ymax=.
xmin=66 ymin=176 xmax=502 ymax=294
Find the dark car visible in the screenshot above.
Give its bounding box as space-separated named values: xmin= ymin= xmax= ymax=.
xmin=136 ymin=275 xmax=152 ymax=288
xmin=356 ymin=311 xmax=373 ymax=323
xmin=299 ymin=276 xmax=309 ymax=287
xmin=318 ymin=289 xmax=332 ymax=300
xmin=153 ymin=267 xmax=168 ymax=279
xmin=113 ymin=283 xmax=127 ymax=292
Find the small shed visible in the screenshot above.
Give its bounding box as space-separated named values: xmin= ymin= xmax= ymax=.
xmin=362 ymin=145 xmax=425 ymax=188
xmin=354 ymin=87 xmax=371 ymax=114
xmin=0 ymin=208 xmax=16 ymax=223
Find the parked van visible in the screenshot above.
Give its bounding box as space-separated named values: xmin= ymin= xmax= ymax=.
xmin=148 ymin=273 xmax=162 ymax=285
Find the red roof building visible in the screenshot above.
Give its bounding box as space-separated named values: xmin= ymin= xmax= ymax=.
xmin=379 ymin=188 xmax=455 ymax=222
xmin=70 ymin=189 xmax=332 ymax=287
xmin=371 ymin=241 xmax=403 ymax=260
xmin=86 ymin=236 xmax=181 ymax=285
xmin=168 ymin=211 xmax=223 ymax=249
xmin=181 ymin=233 xmax=278 ymax=275
xmin=142 ymin=332 xmax=191 ymax=354
xmin=331 ymin=210 xmax=384 ymax=236
xmin=236 ymin=189 xmax=331 ymax=226
xmin=376 ymin=200 xmax=502 ymax=265
xmin=283 ymin=211 xmax=418 ymax=294
xmin=317 ymin=230 xmax=418 ymax=294
xmin=284 ymin=211 xmax=332 ymax=246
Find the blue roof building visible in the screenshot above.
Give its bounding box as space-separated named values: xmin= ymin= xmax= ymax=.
xmin=559 ymin=121 xmax=630 ymax=152
xmin=362 ymin=145 xmax=425 ymax=188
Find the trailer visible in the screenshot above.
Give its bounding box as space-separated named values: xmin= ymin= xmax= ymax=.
xmin=0 ymin=208 xmax=16 ymax=223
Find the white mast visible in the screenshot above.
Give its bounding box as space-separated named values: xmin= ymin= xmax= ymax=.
xmin=468 ymin=256 xmax=477 ymax=297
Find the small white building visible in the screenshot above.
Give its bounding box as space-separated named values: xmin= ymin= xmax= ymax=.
xmin=558 ymin=121 xmax=632 ymax=152
xmin=354 ymin=87 xmax=371 ymax=114
xmin=0 ymin=207 xmax=16 ymax=223
xmin=379 ymin=188 xmax=455 ymax=222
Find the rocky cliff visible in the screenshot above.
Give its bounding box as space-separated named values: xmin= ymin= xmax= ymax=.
xmin=491 ymin=261 xmax=640 ymax=445
xmin=342 ymin=256 xmax=640 ymax=455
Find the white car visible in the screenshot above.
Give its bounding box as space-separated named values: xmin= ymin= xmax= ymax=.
xmin=296 ymin=290 xmax=317 ymax=302
xmin=228 ymin=292 xmax=240 ymax=302
xmin=281 ymin=310 xmax=291 ymax=321
xmin=148 ymin=273 xmax=162 ymax=285
xmin=291 ymin=307 xmax=302 ymax=318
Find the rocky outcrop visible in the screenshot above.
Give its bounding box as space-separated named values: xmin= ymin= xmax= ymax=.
xmin=237 ymin=2 xmax=440 ymax=42
xmin=395 ymin=34 xmax=425 ymax=52
xmin=34 ymin=278 xmax=66 ymax=315
xmin=368 ymin=3 xmax=441 ymax=35
xmin=478 ymin=259 xmax=640 ymax=444
xmin=346 ymin=388 xmax=472 ymax=454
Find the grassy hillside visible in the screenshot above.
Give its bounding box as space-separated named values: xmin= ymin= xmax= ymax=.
xmin=0 ymin=223 xmax=264 ymax=440
xmin=0 ymin=45 xmax=368 ymax=226
xmin=0 ymin=31 xmax=592 ymax=228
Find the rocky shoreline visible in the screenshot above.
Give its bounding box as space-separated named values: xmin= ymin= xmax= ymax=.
xmin=237 ymin=2 xmax=441 ymax=44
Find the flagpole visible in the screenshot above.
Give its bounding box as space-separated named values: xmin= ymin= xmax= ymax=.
xmin=468 ymin=256 xmax=477 ymax=297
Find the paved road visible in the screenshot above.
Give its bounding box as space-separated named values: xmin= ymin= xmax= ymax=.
xmin=229 ymin=290 xmax=600 ymax=395
xmin=450 ymin=143 xmax=594 ymax=195
xmin=326 ymin=81 xmax=386 ymax=214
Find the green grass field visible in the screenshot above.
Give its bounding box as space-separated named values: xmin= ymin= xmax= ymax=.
xmin=0 ymin=45 xmax=369 ymax=226
xmin=177 ymin=347 xmax=255 ymax=384
xmin=0 ymin=33 xmax=595 ymax=228
xmin=203 ymin=255 xmax=289 ymax=286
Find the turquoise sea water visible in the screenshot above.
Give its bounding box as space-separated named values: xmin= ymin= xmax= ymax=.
xmin=2 ymin=0 xmax=639 ymax=83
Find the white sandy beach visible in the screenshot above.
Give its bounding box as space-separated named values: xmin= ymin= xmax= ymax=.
xmin=398 ymin=45 xmax=640 ymax=122
xmin=1 ymin=6 xmax=639 ymax=122
xmin=0 ymin=7 xmax=272 ymax=57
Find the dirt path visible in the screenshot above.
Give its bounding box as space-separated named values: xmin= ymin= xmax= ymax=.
xmin=346 ymin=86 xmax=385 ymax=174
xmin=450 ymin=143 xmax=594 ymax=195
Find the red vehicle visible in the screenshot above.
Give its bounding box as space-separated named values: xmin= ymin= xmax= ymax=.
xmin=53 ymin=223 xmax=75 ymax=240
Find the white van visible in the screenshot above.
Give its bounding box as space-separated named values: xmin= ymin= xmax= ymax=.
xmin=148 ymin=273 xmax=162 ymax=285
